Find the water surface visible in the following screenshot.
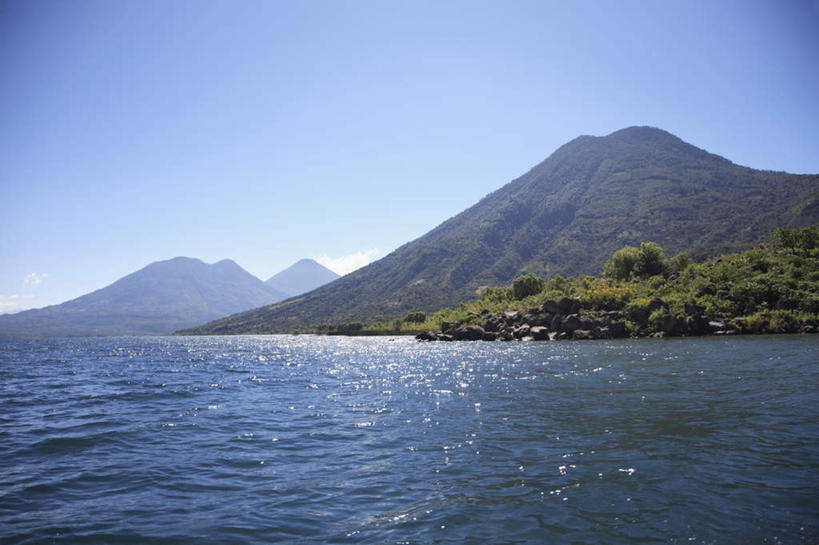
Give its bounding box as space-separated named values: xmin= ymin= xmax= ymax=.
xmin=1 ymin=335 xmax=817 ymax=544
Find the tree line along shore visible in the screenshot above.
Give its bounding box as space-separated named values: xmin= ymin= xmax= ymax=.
xmin=316 ymin=226 xmax=819 ymax=341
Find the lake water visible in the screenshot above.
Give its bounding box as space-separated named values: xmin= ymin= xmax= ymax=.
xmin=1 ymin=335 xmax=817 ymax=544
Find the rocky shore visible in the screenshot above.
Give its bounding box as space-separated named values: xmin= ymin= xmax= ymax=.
xmin=415 ymin=296 xmax=816 ymax=342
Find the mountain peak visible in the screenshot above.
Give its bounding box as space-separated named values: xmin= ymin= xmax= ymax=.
xmin=182 ymin=126 xmax=819 ymax=334
xmin=265 ymin=259 xmax=340 ymax=297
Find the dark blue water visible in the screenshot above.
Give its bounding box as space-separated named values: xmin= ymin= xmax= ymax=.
xmin=1 ymin=335 xmax=817 ymax=544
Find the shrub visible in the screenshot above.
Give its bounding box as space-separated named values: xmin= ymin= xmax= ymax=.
xmin=512 ymin=273 xmax=545 ymax=300
xmin=403 ymin=311 xmax=427 ymax=323
xmin=669 ymin=252 xmax=692 ymax=273
xmin=604 ymin=245 xmax=639 ymax=280
xmin=581 ymin=284 xmax=634 ymax=310
xmin=481 ymin=286 xmax=512 ymax=303
xmin=634 ymin=242 xmax=668 ymax=278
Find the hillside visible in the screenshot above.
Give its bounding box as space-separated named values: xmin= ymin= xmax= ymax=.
xmin=266 ymin=259 xmax=340 ymax=297
xmin=178 ymin=126 xmax=819 ymax=335
xmin=0 ymin=257 xmax=287 ymax=337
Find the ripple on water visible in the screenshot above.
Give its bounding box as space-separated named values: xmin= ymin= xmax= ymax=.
xmin=0 ymin=335 xmax=818 ymax=544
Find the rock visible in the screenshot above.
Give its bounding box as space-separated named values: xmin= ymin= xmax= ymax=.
xmin=503 ymin=309 xmax=520 ymax=321
xmin=514 ymin=324 xmax=531 ymax=339
xmin=482 ymin=331 xmax=499 ymax=341
xmin=607 ymin=321 xmax=627 ymax=338
xmin=558 ymin=297 xmax=574 ymax=314
xmin=542 ymin=300 xmax=561 ymax=314
xmin=453 ymin=325 xmax=487 ymax=341
xmin=604 ymin=310 xmax=624 ymax=322
xmin=647 ymin=298 xmax=668 ymax=313
xmin=708 ymin=320 xmax=726 ymax=332
xmin=480 ymin=308 xmax=490 ymax=315
xmin=523 ymin=313 xmax=542 ymax=326
xmin=548 ymin=331 xmax=559 ymax=341
xmin=416 ymin=331 xmax=438 ymax=341
xmin=482 ymin=317 xmax=501 ymax=332
xmin=439 ymin=334 xmax=455 ymax=341
xmin=597 ymin=326 xmax=611 ymax=339
xmin=562 ymin=314 xmax=582 ymax=332
xmin=441 ymin=321 xmax=459 ymax=333
xmin=521 ymin=336 xmax=534 ymax=342
xmin=500 ymin=330 xmax=514 ymax=341
xmin=661 ymin=314 xmax=681 ymax=336
xmin=530 ymin=326 xmax=549 ymax=340
xmin=551 ymin=314 xmax=563 ymax=332
xmin=573 ymin=329 xmax=592 ymax=340
xmin=650 ymin=331 xmax=665 ymax=338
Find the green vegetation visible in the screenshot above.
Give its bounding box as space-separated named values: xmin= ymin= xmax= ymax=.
xmin=178 ymin=127 xmax=819 ymax=335
xmin=377 ymin=227 xmax=819 ymax=337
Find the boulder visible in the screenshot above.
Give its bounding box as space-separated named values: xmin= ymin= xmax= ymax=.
xmin=514 ymin=324 xmax=531 ymax=339
xmin=482 ymin=331 xmax=499 ymax=341
xmin=573 ymin=329 xmax=592 ymax=340
xmin=551 ymin=314 xmax=563 ymax=332
xmin=542 ymin=300 xmax=561 ymax=314
xmin=608 ymin=321 xmax=627 ymax=338
xmin=523 ymin=313 xmax=542 ymax=326
xmin=453 ymin=325 xmax=487 ymax=341
xmin=562 ymin=314 xmax=583 ymax=332
xmin=441 ymin=321 xmax=459 ymax=333
xmin=558 ymin=297 xmax=580 ymax=315
xmin=707 ymin=320 xmax=726 ymax=332
xmin=416 ymin=331 xmax=438 ymax=341
xmin=530 ymin=326 xmax=549 ymax=340
xmin=503 ymin=309 xmax=520 ymax=321
xmin=661 ymin=314 xmax=682 ymax=336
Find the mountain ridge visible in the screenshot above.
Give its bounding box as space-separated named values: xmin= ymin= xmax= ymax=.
xmin=0 ymin=256 xmax=288 ymax=337
xmin=176 ymin=126 xmax=817 ymax=334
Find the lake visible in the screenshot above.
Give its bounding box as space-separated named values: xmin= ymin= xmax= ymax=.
xmin=1 ymin=335 xmax=817 ymax=544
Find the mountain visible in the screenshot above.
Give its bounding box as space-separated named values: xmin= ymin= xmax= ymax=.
xmin=266 ymin=259 xmax=340 ymax=297
xmin=0 ymin=257 xmax=288 ymax=338
xmin=178 ymin=126 xmax=819 ymax=335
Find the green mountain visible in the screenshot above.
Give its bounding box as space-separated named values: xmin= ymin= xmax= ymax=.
xmin=0 ymin=257 xmax=288 ymax=337
xmin=266 ymin=258 xmax=340 ymax=297
xmin=179 ymin=126 xmax=819 ymax=335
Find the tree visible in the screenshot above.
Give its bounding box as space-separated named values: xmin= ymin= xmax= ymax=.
xmin=634 ymin=242 xmax=668 ymax=278
xmin=512 ymin=273 xmax=545 ymax=299
xmin=604 ymin=245 xmax=639 ymax=280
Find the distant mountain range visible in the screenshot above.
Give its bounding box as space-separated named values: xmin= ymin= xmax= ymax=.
xmin=0 ymin=257 xmax=338 ymax=338
xmin=266 ymin=259 xmax=339 ymax=297
xmin=179 ymin=126 xmax=819 ymax=335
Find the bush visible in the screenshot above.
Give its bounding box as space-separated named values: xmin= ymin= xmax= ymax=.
xmin=604 ymin=245 xmax=639 ymax=280
xmin=669 ymin=252 xmax=692 ymax=273
xmin=403 ymin=311 xmax=427 ymax=323
xmin=481 ymin=286 xmax=512 ymax=303
xmin=511 ymin=273 xmax=545 ymax=300
xmin=581 ymin=283 xmax=634 ymax=310
xmin=634 ymin=242 xmax=668 ymax=278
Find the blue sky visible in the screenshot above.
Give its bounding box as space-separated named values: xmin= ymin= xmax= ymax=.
xmin=1 ymin=0 xmax=818 ymax=313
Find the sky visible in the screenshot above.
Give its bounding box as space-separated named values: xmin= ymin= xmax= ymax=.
xmin=1 ymin=0 xmax=818 ymax=314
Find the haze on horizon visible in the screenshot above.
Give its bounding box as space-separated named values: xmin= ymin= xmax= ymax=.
xmin=1 ymin=0 xmax=818 ymax=314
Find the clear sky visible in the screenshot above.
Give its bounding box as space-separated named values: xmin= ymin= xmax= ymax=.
xmin=1 ymin=0 xmax=818 ymax=314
